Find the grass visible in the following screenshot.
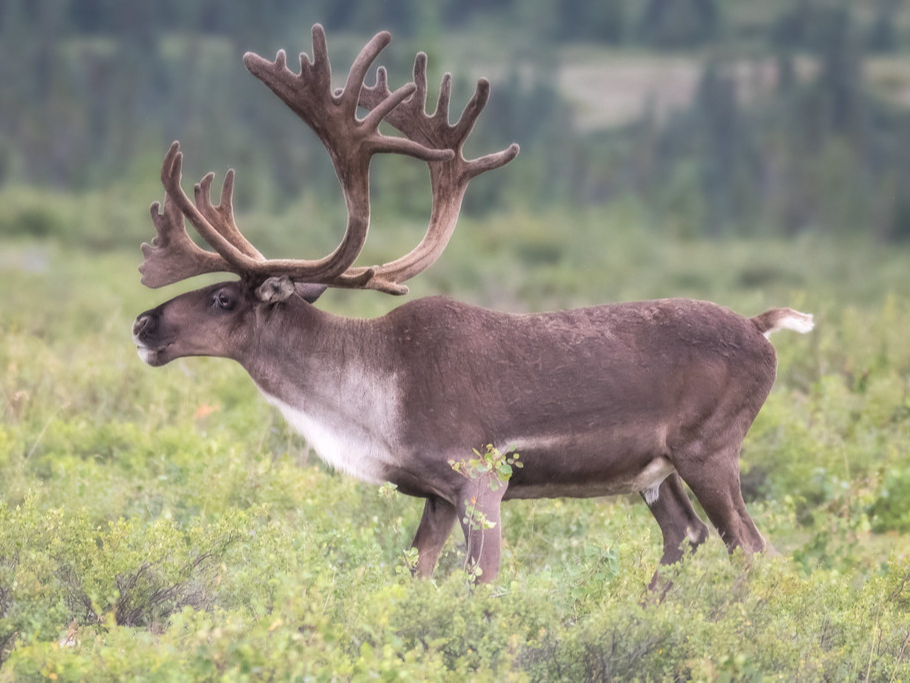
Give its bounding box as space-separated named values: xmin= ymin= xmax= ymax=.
xmin=1 ymin=199 xmax=910 ymax=679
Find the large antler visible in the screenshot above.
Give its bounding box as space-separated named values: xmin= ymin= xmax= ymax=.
xmin=140 ymin=24 xmax=517 ymax=296
xmin=352 ymin=53 xmax=520 ymax=293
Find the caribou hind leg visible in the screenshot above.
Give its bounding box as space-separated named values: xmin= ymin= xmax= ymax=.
xmin=642 ymin=472 xmax=710 ymax=592
xmin=643 ymin=473 xmax=710 ymax=565
xmin=674 ymin=447 xmax=768 ymax=556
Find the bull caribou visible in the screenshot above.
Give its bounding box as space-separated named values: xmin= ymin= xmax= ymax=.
xmin=133 ymin=25 xmax=813 ymax=584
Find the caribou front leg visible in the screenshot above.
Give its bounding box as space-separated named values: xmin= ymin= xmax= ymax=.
xmin=410 ymin=496 xmax=457 ymax=578
xmin=457 ymin=484 xmax=505 ymax=584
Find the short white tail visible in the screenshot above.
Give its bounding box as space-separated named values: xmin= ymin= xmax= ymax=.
xmin=763 ymin=309 xmax=814 ymax=338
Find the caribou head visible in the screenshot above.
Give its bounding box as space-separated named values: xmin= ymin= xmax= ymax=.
xmin=133 ymin=26 xmax=813 ymax=586
xmin=134 ymin=24 xmax=515 ymax=369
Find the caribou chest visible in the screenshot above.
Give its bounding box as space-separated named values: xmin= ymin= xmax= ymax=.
xmin=256 ymin=368 xmax=403 ymax=485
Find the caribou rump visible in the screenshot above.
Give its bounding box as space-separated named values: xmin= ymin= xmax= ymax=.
xmin=132 ymin=25 xmax=813 ymax=584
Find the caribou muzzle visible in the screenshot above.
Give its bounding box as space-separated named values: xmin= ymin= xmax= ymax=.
xmin=132 ymin=311 xmax=172 ymax=367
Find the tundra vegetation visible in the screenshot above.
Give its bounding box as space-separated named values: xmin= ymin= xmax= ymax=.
xmin=2 ymin=226 xmax=910 ymax=680
xmin=2 ymin=1 xmax=910 ymax=680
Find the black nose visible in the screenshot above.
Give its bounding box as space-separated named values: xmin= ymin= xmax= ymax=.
xmin=132 ymin=313 xmax=158 ymax=339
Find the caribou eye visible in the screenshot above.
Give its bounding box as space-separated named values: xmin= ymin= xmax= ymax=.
xmin=213 ymin=291 xmax=235 ymax=311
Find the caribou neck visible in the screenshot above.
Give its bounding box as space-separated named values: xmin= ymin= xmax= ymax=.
xmin=239 ymin=298 xmax=403 ymax=485
xmin=241 ymin=298 xmax=376 ymax=400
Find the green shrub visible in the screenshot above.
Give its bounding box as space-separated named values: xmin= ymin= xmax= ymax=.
xmin=870 ymin=467 xmax=910 ymax=533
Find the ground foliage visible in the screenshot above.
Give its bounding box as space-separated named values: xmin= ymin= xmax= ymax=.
xmin=1 ymin=203 xmax=909 ymax=679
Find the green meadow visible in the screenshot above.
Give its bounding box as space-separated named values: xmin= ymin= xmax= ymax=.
xmin=2 ymin=197 xmax=909 ymax=679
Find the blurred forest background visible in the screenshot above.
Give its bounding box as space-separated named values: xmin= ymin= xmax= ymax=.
xmin=5 ymin=0 xmax=910 ymax=250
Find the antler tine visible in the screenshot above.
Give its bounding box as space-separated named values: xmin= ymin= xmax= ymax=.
xmin=434 ymin=72 xmax=452 ymax=123
xmin=139 ymin=189 xmax=228 ymax=288
xmin=308 ymin=24 xmax=330 ymax=76
xmin=340 ymin=28 xmax=392 ymax=115
xmin=361 ymin=65 xmax=393 ymax=104
xmin=452 ymin=79 xmax=490 ymax=147
xmin=466 ymin=143 xmax=521 ymax=177
xmin=195 ymin=170 xmax=264 ymax=260
xmin=411 ymin=54 xmax=430 ymax=114
xmin=450 ymin=80 xmax=521 ymax=179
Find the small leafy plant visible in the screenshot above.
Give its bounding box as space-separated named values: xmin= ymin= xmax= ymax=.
xmin=449 ymin=444 xmax=523 ymax=493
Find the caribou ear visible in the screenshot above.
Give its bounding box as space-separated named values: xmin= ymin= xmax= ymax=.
xmin=256 ymin=276 xmax=296 ymax=304
xmin=256 ymin=278 xmax=326 ymax=304
xmin=295 ymin=282 xmax=327 ymax=304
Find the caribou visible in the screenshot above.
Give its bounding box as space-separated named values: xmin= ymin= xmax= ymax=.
xmin=133 ymin=25 xmax=813 ymax=584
